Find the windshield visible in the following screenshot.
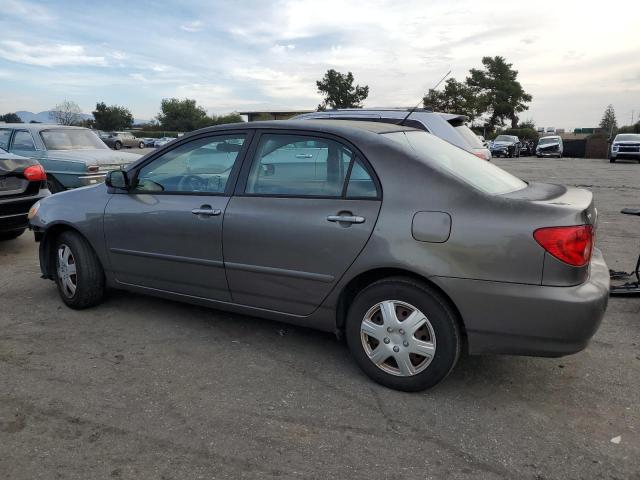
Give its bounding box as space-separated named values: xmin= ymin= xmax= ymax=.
xmin=454 ymin=125 xmax=484 ymax=148
xmin=384 ymin=131 xmax=527 ymax=195
xmin=615 ymin=134 xmax=640 ymax=142
xmin=494 ymin=135 xmax=514 ymax=142
xmin=40 ymin=129 xmax=108 ymax=150
xmin=538 ymin=137 xmax=559 ymax=145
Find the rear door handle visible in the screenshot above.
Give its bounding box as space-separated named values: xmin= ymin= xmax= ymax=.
xmin=327 ymin=215 xmax=365 ymax=224
xmin=191 ymin=207 xmax=221 ymax=217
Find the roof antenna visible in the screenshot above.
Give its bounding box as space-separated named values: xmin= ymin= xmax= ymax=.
xmin=398 ymin=69 xmax=451 ymax=126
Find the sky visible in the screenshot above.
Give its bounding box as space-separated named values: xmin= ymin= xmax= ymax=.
xmin=0 ymin=0 xmax=638 ymax=129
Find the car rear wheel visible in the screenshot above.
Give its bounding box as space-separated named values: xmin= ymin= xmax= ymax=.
xmin=138 ymin=141 xmax=145 ymax=149
xmin=114 ymin=141 xmax=122 ymax=150
xmin=54 ymin=231 xmax=105 ymax=309
xmin=0 ymin=229 xmax=25 ymax=241
xmin=345 ymin=277 xmax=461 ymax=391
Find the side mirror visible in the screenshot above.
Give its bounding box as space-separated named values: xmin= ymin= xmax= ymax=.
xmin=105 ymin=170 xmax=129 ymax=190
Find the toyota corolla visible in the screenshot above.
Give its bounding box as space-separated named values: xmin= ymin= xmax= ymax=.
xmin=28 ymin=120 xmax=609 ymax=391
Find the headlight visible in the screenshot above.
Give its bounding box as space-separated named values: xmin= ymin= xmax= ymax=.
xmin=612 ymin=144 xmax=619 ymax=150
xmin=27 ymin=201 xmax=40 ymax=220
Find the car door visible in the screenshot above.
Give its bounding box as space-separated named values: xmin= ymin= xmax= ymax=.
xmin=223 ymin=131 xmax=382 ymax=316
xmin=104 ymin=132 xmax=251 ymax=300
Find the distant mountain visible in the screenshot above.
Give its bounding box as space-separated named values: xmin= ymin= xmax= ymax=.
xmin=16 ymin=110 xmax=93 ymax=123
xmin=15 ymin=110 xmax=149 ymax=126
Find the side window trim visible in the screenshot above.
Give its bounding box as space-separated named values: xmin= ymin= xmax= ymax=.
xmin=233 ymin=129 xmax=381 ymax=200
xmin=0 ymin=128 xmax=13 ymax=151
xmin=127 ymin=130 xmax=253 ymax=196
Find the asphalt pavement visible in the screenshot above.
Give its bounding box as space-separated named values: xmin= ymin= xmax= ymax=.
xmin=0 ymin=157 xmax=638 ymax=479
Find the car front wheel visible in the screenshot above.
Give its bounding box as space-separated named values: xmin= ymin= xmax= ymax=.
xmin=345 ymin=277 xmax=461 ymax=391
xmin=114 ymin=141 xmax=122 ymax=150
xmin=610 ymin=157 xmax=617 ymax=163
xmin=54 ymin=231 xmax=105 ymax=309
xmin=138 ymin=141 xmax=145 ymax=149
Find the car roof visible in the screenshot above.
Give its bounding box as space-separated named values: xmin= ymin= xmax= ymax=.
xmin=194 ymin=119 xmax=418 ymax=136
xmin=0 ymin=123 xmax=89 ymax=131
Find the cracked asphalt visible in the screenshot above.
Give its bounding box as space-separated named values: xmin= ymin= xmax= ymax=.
xmin=1 ymin=157 xmax=639 ymax=479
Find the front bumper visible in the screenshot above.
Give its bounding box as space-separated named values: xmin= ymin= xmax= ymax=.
xmin=537 ymin=149 xmax=560 ymax=157
xmin=433 ymin=248 xmax=610 ymax=357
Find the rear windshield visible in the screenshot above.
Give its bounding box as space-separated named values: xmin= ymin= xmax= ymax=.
xmin=454 ymin=125 xmax=484 ymax=148
xmin=383 ymin=131 xmax=527 ymax=195
xmin=40 ymin=129 xmax=108 ymax=150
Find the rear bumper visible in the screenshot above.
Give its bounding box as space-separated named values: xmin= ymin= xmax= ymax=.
xmin=433 ymin=248 xmax=610 ymax=357
xmin=0 ymin=191 xmax=49 ymax=232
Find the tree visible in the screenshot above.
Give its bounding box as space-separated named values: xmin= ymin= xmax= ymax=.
xmin=599 ymin=104 xmax=618 ymax=134
xmin=518 ymin=118 xmax=536 ymax=129
xmin=50 ymin=100 xmax=83 ymax=125
xmin=423 ymin=78 xmax=480 ymax=122
xmin=156 ymin=98 xmax=208 ymax=131
xmin=0 ymin=112 xmax=21 ymax=123
xmin=92 ymin=102 xmax=134 ymax=131
xmin=466 ymin=56 xmax=532 ymax=128
xmin=316 ymin=69 xmax=369 ymax=110
xmin=208 ymin=112 xmax=243 ymax=125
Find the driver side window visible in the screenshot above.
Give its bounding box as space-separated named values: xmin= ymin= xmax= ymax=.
xmin=135 ymin=134 xmax=246 ymax=194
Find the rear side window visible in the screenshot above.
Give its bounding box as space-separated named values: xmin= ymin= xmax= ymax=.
xmin=245 ymin=134 xmax=354 ymax=197
xmin=11 ymin=130 xmax=36 ymax=151
xmin=384 ymin=131 xmax=526 ymax=195
xmin=0 ymin=129 xmax=11 ymax=150
xmin=454 ymin=125 xmax=484 ymax=148
xmin=346 ymin=159 xmax=377 ymax=198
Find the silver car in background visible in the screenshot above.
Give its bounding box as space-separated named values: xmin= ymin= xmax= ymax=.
xmin=29 ymin=120 xmax=609 ymax=391
xmin=610 ymin=133 xmax=640 ymax=163
xmin=536 ymin=135 xmax=564 ymax=158
xmin=294 ymin=109 xmax=492 ymax=160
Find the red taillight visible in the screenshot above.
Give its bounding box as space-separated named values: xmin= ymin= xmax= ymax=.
xmin=23 ymin=164 xmax=47 ymax=182
xmin=534 ymin=225 xmax=594 ymax=267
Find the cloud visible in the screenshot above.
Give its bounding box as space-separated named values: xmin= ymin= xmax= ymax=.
xmin=180 ymin=20 xmax=205 ymax=32
xmin=0 ymin=40 xmax=106 ymax=67
xmin=0 ymin=0 xmax=55 ymax=23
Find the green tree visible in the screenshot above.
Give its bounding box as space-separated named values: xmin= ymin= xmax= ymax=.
xmin=156 ymin=98 xmax=208 ymax=131
xmin=50 ymin=100 xmax=82 ymax=125
xmin=423 ymin=78 xmax=480 ymax=121
xmin=208 ymin=112 xmax=243 ymax=125
xmin=466 ymin=56 xmax=532 ymax=128
xmin=92 ymin=102 xmax=134 ymax=131
xmin=0 ymin=112 xmax=21 ymax=123
xmin=316 ymin=69 xmax=369 ymax=110
xmin=599 ymin=104 xmax=618 ymax=134
xmin=518 ymin=118 xmax=536 ymax=129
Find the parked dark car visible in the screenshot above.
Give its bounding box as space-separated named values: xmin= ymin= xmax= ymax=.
xmin=0 ymin=124 xmax=140 ymax=192
xmin=0 ymin=147 xmax=49 ymax=240
xmin=294 ymin=109 xmax=492 ymax=160
xmin=519 ymin=139 xmax=534 ymax=156
xmin=29 ymin=120 xmax=609 ymax=391
xmin=102 ymin=132 xmax=145 ymax=150
xmin=610 ymin=133 xmax=640 ymax=163
xmin=490 ymin=135 xmax=521 ymax=157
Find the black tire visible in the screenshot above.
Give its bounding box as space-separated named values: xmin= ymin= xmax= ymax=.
xmin=138 ymin=141 xmax=145 ymax=149
xmin=114 ymin=141 xmax=122 ymax=150
xmin=345 ymin=277 xmax=461 ymax=392
xmin=46 ymin=176 xmax=64 ymax=194
xmin=54 ymin=231 xmax=105 ymax=309
xmin=610 ymin=157 xmax=616 ymax=163
xmin=0 ymin=229 xmax=25 ymax=241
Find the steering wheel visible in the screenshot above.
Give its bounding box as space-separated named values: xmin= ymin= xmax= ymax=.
xmin=178 ymin=175 xmax=205 ymax=192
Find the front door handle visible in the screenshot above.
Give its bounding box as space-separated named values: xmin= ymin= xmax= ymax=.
xmin=295 ymin=153 xmax=313 ymax=158
xmin=191 ymin=206 xmax=221 ymax=217
xmin=327 ymin=215 xmax=365 ymax=224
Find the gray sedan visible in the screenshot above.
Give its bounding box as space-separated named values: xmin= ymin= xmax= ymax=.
xmin=28 ymin=120 xmax=609 ymax=391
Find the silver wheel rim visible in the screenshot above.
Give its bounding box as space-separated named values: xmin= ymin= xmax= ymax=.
xmin=360 ymin=300 xmax=436 ymax=377
xmin=56 ymin=244 xmax=77 ymax=298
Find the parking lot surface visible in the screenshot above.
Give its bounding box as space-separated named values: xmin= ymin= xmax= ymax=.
xmin=1 ymin=157 xmax=639 ymax=479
